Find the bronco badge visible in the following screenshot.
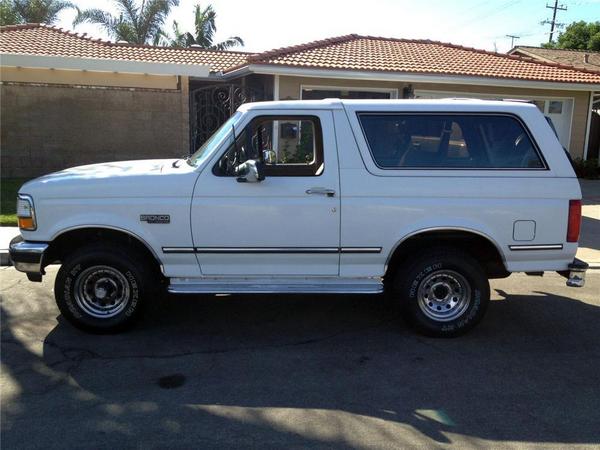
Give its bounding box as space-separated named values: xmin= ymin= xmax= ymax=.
xmin=140 ymin=214 xmax=170 ymax=224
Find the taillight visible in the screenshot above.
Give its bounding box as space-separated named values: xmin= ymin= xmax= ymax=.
xmin=567 ymin=199 xmax=581 ymax=243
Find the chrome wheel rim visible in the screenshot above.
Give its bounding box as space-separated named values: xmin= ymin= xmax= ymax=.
xmin=74 ymin=265 xmax=130 ymax=319
xmin=417 ymin=270 xmax=471 ymax=322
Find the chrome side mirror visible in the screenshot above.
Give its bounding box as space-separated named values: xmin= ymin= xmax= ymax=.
xmin=234 ymin=159 xmax=265 ymax=183
xmin=262 ymin=149 xmax=276 ymax=164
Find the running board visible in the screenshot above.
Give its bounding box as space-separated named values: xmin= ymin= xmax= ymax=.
xmin=168 ymin=277 xmax=384 ymax=294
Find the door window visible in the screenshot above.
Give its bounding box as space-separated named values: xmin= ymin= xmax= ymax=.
xmin=214 ymin=115 xmax=324 ymax=177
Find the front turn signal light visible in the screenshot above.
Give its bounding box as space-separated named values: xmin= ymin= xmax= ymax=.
xmin=16 ymin=194 xmax=37 ymax=231
xmin=18 ymin=217 xmax=35 ymax=230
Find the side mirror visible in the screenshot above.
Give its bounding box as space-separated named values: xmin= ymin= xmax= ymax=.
xmin=234 ymin=159 xmax=265 ymax=183
xmin=263 ymin=149 xmax=276 ymax=164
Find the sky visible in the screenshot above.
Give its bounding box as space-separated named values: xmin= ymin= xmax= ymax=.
xmin=55 ymin=0 xmax=600 ymax=54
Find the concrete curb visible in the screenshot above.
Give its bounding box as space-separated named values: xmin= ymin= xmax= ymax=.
xmin=0 ymin=251 xmax=11 ymax=267
xmin=0 ymin=227 xmax=19 ymax=267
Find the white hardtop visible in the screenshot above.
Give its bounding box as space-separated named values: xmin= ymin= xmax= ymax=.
xmin=238 ymin=98 xmax=539 ymax=113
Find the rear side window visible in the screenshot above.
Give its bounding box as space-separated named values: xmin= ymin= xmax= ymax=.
xmin=358 ymin=114 xmax=545 ymax=169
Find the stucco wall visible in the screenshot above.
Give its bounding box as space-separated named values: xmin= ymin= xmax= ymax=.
xmin=277 ymin=75 xmax=591 ymax=159
xmin=0 ymin=66 xmax=180 ymax=89
xmin=1 ymin=72 xmax=189 ymax=178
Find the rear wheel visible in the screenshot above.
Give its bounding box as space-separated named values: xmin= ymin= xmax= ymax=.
xmin=55 ymin=243 xmax=157 ymax=333
xmin=393 ymin=247 xmax=490 ymax=337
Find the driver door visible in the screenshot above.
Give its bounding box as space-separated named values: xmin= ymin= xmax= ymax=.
xmin=190 ymin=110 xmax=340 ymax=276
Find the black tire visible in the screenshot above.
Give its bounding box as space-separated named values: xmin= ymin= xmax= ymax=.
xmin=54 ymin=243 xmax=157 ymax=333
xmin=393 ymin=247 xmax=490 ymax=337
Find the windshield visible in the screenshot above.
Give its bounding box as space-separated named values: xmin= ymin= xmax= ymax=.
xmin=189 ymin=111 xmax=242 ymax=167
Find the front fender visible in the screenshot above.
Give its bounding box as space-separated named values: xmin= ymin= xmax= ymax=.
xmin=20 ymin=196 xmax=201 ymax=278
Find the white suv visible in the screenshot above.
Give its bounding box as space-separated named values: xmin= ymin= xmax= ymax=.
xmin=10 ymin=99 xmax=588 ymax=337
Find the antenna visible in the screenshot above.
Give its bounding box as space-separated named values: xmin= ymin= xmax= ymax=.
xmin=506 ymin=34 xmax=520 ymax=48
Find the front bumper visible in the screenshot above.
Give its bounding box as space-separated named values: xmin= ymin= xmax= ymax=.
xmin=9 ymin=236 xmax=49 ymax=280
xmin=557 ymin=258 xmax=589 ymax=288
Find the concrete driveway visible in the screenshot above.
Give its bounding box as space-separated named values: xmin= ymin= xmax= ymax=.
xmin=1 ymin=267 xmax=599 ymax=449
xmin=579 ymin=180 xmax=600 ymax=267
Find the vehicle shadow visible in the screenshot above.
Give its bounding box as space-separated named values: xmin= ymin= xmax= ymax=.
xmin=2 ymin=288 xmax=600 ymax=448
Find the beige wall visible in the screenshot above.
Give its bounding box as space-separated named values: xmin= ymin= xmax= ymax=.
xmin=1 ymin=69 xmax=189 ymax=178
xmin=279 ymin=76 xmax=401 ymax=100
xmin=0 ymin=66 xmax=179 ymax=89
xmin=278 ymin=75 xmax=591 ymax=159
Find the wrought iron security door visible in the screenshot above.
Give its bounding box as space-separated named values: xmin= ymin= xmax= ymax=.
xmin=190 ymin=84 xmax=264 ymax=152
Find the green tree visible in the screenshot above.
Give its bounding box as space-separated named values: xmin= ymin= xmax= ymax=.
xmin=0 ymin=0 xmax=20 ymax=25
xmin=168 ymin=3 xmax=243 ymax=50
xmin=1 ymin=0 xmax=74 ymax=26
xmin=543 ymin=21 xmax=600 ymax=51
xmin=73 ymin=0 xmax=179 ymax=45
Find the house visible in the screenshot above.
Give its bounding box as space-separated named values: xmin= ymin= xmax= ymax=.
xmin=508 ymin=46 xmax=600 ymax=159
xmin=2 ymin=24 xmax=600 ymax=177
xmin=508 ymin=46 xmax=600 ymax=72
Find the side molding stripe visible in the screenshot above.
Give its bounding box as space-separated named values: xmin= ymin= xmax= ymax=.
xmin=162 ymin=247 xmax=382 ymax=254
xmin=162 ymin=247 xmax=195 ymax=254
xmin=195 ymin=247 xmax=339 ymax=254
xmin=509 ymin=244 xmax=563 ymax=251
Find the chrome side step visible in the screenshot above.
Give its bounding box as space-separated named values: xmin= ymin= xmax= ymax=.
xmin=167 ymin=277 xmax=384 ymax=294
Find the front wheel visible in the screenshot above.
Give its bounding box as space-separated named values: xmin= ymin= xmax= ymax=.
xmin=55 ymin=243 xmax=157 ymax=333
xmin=393 ymin=248 xmax=490 ymax=337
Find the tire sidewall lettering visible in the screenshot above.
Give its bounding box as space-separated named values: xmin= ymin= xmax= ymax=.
xmin=409 ymin=262 xmax=443 ymax=298
xmin=124 ymin=270 xmax=139 ymax=317
xmin=64 ymin=263 xmax=82 ymax=318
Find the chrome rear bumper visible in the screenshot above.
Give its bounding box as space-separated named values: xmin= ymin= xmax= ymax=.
xmin=9 ymin=236 xmax=48 ymax=280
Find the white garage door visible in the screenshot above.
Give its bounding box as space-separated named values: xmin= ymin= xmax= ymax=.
xmin=415 ymin=90 xmax=573 ymax=150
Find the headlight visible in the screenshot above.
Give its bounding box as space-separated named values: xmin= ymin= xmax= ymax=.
xmin=16 ymin=194 xmax=36 ymax=231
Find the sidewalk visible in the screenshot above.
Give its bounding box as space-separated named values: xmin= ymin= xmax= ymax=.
xmin=0 ymin=226 xmax=19 ymax=266
xmin=578 ymin=179 xmax=600 ymax=269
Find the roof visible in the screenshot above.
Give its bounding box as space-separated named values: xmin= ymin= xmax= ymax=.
xmin=0 ymin=23 xmax=250 ymax=73
xmin=242 ymin=34 xmax=600 ymax=84
xmin=2 ymin=25 xmax=600 ymax=85
xmin=508 ymin=46 xmax=600 ymax=71
xmin=239 ymin=97 xmax=538 ymax=112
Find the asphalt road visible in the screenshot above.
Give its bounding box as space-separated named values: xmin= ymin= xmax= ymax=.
xmin=1 ymin=266 xmax=599 ymax=449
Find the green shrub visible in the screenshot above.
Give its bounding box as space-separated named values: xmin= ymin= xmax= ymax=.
xmin=572 ymin=158 xmax=600 ymax=179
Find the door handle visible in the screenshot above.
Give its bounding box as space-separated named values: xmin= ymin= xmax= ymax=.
xmin=306 ymin=187 xmax=336 ymax=197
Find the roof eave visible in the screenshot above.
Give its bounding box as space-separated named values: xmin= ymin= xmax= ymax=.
xmin=0 ymin=53 xmax=211 ymax=77
xmin=237 ymin=64 xmax=600 ymax=91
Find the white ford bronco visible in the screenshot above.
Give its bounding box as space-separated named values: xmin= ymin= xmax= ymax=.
xmin=10 ymin=99 xmax=588 ymax=337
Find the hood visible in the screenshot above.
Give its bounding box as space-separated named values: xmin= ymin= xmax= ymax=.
xmin=20 ymin=159 xmax=198 ymax=199
xmin=37 ymin=159 xmax=168 ymax=181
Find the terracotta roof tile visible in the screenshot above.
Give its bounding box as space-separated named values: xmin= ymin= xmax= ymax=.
xmin=0 ymin=23 xmax=250 ymax=72
xmin=2 ymin=25 xmax=600 ymax=84
xmin=244 ymin=34 xmax=600 ymax=84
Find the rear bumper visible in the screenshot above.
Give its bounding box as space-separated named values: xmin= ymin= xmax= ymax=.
xmin=557 ymin=258 xmax=589 ymax=288
xmin=8 ymin=236 xmax=48 ymax=278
